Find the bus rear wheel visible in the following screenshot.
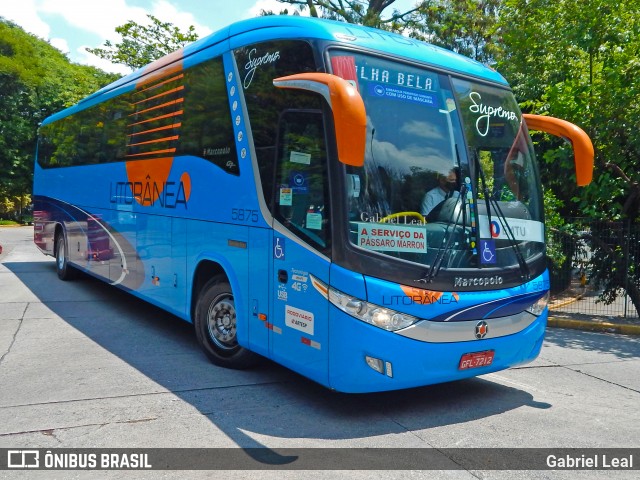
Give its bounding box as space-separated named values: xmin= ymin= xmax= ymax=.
xmin=194 ymin=276 xmax=259 ymax=369
xmin=55 ymin=231 xmax=77 ymax=281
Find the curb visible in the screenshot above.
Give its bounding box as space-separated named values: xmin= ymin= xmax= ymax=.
xmin=547 ymin=317 xmax=640 ymax=336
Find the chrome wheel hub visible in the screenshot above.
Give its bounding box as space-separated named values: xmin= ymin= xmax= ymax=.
xmin=207 ymin=296 xmax=237 ymax=350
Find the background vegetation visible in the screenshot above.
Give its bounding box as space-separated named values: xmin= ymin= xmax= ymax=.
xmin=0 ymin=20 xmax=118 ymax=222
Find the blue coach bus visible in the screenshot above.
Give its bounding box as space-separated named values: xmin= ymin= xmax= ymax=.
xmin=33 ymin=16 xmax=593 ymax=393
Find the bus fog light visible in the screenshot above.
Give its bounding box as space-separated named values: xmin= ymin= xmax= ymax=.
xmin=365 ymin=355 xmax=385 ymax=374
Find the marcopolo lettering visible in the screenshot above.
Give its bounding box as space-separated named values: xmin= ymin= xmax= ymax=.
xmin=454 ymin=276 xmax=504 ymax=288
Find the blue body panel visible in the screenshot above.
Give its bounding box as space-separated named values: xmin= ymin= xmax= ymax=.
xmin=33 ymin=16 xmax=543 ymax=393
xmin=328 ymin=307 xmax=547 ymax=393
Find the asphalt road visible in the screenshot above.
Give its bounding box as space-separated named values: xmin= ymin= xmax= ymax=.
xmin=1 ymin=226 xmax=639 ymax=479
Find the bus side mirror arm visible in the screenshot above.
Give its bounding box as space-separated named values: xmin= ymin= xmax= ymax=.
xmin=273 ymin=73 xmax=366 ymax=167
xmin=523 ymin=113 xmax=594 ymax=186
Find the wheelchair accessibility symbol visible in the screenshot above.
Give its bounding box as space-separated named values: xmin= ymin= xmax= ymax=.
xmin=274 ymin=237 xmax=286 ymax=260
xmin=480 ymin=240 xmax=496 ymax=264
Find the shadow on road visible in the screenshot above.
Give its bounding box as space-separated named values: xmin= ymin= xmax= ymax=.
xmin=543 ymin=326 xmax=640 ymax=360
xmin=4 ymin=259 xmax=552 ymax=459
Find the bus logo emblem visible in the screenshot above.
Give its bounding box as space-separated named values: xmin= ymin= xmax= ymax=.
xmin=475 ymin=321 xmax=489 ymax=339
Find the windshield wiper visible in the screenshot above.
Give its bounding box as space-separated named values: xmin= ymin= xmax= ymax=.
xmin=417 ymin=182 xmax=468 ymax=284
xmin=474 ymin=152 xmax=530 ymax=280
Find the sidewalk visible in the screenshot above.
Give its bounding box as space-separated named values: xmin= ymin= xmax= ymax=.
xmin=548 ymin=313 xmax=640 ymax=336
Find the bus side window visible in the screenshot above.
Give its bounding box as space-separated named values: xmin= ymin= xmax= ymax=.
xmin=274 ymin=110 xmax=331 ymax=253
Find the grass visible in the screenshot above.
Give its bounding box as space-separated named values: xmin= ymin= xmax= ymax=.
xmin=0 ymin=219 xmax=20 ymax=226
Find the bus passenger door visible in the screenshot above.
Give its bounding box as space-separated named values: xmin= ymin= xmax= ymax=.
xmin=269 ymin=110 xmax=331 ymax=385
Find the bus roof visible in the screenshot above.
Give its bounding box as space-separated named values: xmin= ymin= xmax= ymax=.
xmin=44 ymin=16 xmax=507 ymax=125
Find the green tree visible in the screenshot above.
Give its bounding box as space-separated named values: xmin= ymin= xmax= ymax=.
xmin=86 ymin=14 xmax=199 ymax=70
xmin=412 ymin=0 xmax=502 ymax=64
xmin=272 ymin=0 xmax=427 ymax=30
xmin=498 ymin=0 xmax=640 ymax=317
xmin=0 ymin=19 xmax=117 ymax=212
xmin=274 ymin=0 xmax=501 ymax=61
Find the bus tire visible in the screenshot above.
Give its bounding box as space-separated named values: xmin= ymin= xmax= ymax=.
xmin=55 ymin=231 xmax=77 ymax=281
xmin=194 ymin=276 xmax=259 ymax=369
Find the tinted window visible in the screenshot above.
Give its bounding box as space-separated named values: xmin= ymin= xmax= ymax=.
xmin=274 ymin=110 xmax=331 ymax=251
xmin=233 ymin=40 xmax=319 ymax=208
xmin=38 ymin=56 xmax=237 ymax=175
xmin=178 ymin=57 xmax=239 ymax=174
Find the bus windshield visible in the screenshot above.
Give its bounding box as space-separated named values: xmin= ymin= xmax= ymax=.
xmin=329 ymin=50 xmax=544 ymax=273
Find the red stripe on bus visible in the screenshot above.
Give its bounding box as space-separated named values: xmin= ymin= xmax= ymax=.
xmin=129 ymin=98 xmax=184 ymax=117
xmin=127 ymin=110 xmax=183 ymax=127
xmin=128 ymin=123 xmax=182 ymax=137
xmin=135 ymin=74 xmax=184 ymax=96
xmin=125 ymin=148 xmax=176 ymax=158
xmin=131 ymin=86 xmax=185 ymax=106
xmin=127 ymin=135 xmax=179 ymax=148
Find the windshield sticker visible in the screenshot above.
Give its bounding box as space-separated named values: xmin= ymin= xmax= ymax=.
xmin=478 ymin=215 xmax=544 ymax=243
xmin=279 ymin=187 xmax=292 ymax=206
xmin=333 ymin=56 xmax=439 ymax=90
xmin=358 ymin=66 xmax=436 ymax=92
xmin=469 ymin=92 xmax=519 ymax=137
xmin=356 ymin=223 xmax=427 ymax=253
xmin=290 ymin=151 xmax=311 ymax=165
xmin=290 ymin=172 xmax=308 ymax=193
xmin=368 ymin=84 xmax=439 ymax=108
xmin=306 ymin=212 xmax=323 ymax=230
xmin=347 ymin=174 xmax=361 ymax=198
xmin=445 ymin=98 xmax=457 ymax=112
xmin=479 ymin=239 xmax=497 ymax=264
xmin=331 ymin=56 xmax=359 ymax=90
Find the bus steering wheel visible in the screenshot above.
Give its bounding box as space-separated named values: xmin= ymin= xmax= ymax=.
xmin=379 ymin=211 xmax=426 ymax=224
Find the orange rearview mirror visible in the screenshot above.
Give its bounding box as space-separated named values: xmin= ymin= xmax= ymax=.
xmin=273 ymin=73 xmax=366 ymax=167
xmin=523 ymin=114 xmax=594 ymax=186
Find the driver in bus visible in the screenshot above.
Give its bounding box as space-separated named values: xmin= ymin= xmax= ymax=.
xmin=421 ymin=168 xmax=459 ymax=220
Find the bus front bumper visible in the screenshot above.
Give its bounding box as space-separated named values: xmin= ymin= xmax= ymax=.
xmin=327 ymin=307 xmax=547 ymax=393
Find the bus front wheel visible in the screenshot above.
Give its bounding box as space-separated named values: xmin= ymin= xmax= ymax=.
xmin=55 ymin=231 xmax=77 ymax=281
xmin=195 ymin=277 xmax=259 ymax=369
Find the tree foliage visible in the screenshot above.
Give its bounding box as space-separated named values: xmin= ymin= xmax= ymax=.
xmin=86 ymin=14 xmax=199 ymax=70
xmin=0 ymin=19 xmax=117 ymax=213
xmin=412 ymin=0 xmax=501 ymax=64
xmin=273 ymin=0 xmax=426 ymax=30
xmin=274 ymin=1 xmax=501 ymax=62
xmin=498 ymin=0 xmax=640 ymax=315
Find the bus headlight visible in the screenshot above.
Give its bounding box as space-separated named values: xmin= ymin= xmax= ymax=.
xmin=327 ymin=287 xmax=419 ymax=331
xmin=526 ymin=291 xmax=550 ymax=316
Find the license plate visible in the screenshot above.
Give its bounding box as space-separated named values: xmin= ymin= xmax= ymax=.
xmin=458 ymin=350 xmax=495 ymax=370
